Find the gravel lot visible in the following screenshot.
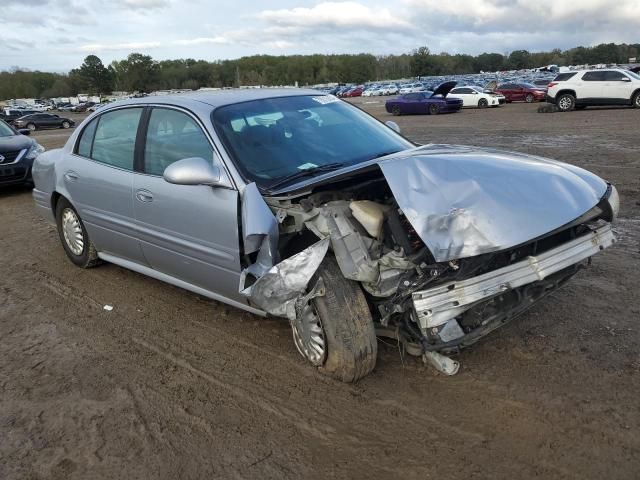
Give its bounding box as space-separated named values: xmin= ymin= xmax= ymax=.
xmin=1 ymin=103 xmax=639 ymax=480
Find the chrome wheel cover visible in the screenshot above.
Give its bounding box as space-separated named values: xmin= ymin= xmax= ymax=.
xmin=61 ymin=208 xmax=84 ymax=256
xmin=558 ymin=97 xmax=572 ymax=110
xmin=291 ymin=301 xmax=327 ymax=366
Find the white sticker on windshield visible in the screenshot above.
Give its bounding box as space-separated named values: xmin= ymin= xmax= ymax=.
xmin=297 ymin=163 xmax=318 ymax=170
xmin=311 ymin=95 xmax=340 ymax=105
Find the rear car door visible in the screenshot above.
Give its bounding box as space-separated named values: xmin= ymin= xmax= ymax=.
xmin=62 ymin=107 xmax=147 ymax=263
xmin=132 ymin=106 xmax=244 ymax=301
xmin=580 ymin=71 xmax=606 ymax=100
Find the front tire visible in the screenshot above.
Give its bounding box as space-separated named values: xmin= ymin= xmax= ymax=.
xmin=61 ymin=121 xmax=71 ymax=129
xmin=293 ymin=257 xmax=377 ymax=382
xmin=391 ymin=105 xmax=401 ymax=116
xmin=632 ymin=91 xmax=640 ymax=109
xmin=525 ymin=93 xmax=534 ymax=103
xmin=55 ymin=198 xmax=100 ymax=268
xmin=556 ymin=93 xmax=576 ymax=112
xmin=478 ymin=98 xmax=489 ymax=108
xmin=429 ymin=103 xmax=440 ymax=115
xmin=27 ymin=123 xmax=36 ymax=131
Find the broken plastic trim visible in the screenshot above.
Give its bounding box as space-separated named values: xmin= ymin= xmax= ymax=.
xmin=240 ymin=238 xmax=330 ymax=319
xmin=412 ymin=224 xmax=615 ymax=330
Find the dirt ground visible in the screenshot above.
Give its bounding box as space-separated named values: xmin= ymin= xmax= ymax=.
xmin=1 ymin=103 xmax=639 ymax=480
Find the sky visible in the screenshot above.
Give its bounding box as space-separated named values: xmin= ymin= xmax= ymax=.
xmin=1 ymin=0 xmax=639 ymax=71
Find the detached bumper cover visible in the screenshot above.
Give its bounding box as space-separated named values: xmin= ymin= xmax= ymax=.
xmin=412 ymin=224 xmax=615 ymax=329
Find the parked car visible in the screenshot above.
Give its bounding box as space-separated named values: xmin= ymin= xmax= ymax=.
xmin=73 ymin=102 xmax=96 ymax=112
xmin=0 ymin=119 xmax=45 ymax=186
xmin=13 ymin=113 xmax=75 ymax=131
xmin=380 ymin=84 xmax=400 ymax=95
xmin=32 ymin=89 xmax=618 ymax=381
xmin=385 ymin=82 xmax=463 ymax=115
xmin=449 ymin=86 xmax=503 ymax=108
xmin=343 ymin=86 xmax=364 ymax=98
xmin=1 ymin=109 xmax=39 ymax=125
xmin=546 ymin=69 xmax=640 ymax=111
xmin=57 ymin=104 xmax=76 ymax=112
xmin=494 ymin=83 xmax=547 ymax=102
xmin=399 ymin=83 xmax=424 ymax=94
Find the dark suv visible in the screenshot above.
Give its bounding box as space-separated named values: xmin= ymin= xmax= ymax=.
xmin=0 ymin=119 xmax=45 ymax=186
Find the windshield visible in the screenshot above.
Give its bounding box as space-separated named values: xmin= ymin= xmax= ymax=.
xmin=212 ymin=95 xmax=413 ymax=189
xmin=626 ymin=70 xmax=640 ymax=80
xmin=0 ymin=120 xmax=15 ymax=137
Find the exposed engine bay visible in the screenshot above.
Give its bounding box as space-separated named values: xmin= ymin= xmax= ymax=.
xmin=237 ymin=163 xmax=617 ymax=375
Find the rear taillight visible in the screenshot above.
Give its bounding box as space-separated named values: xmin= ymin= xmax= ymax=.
xmin=547 ymin=82 xmax=558 ymax=88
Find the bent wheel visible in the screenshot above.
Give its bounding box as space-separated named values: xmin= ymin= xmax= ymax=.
xmin=292 ymin=257 xmax=377 ymax=382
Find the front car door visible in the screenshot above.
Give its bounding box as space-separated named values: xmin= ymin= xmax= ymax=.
xmin=132 ymin=105 xmax=244 ymax=302
xmin=62 ymin=107 xmax=147 ymax=263
xmin=602 ymin=70 xmax=634 ymax=102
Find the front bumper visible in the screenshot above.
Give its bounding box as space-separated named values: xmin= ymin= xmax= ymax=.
xmin=0 ymin=151 xmax=33 ymax=185
xmin=412 ymin=224 xmax=615 ymax=330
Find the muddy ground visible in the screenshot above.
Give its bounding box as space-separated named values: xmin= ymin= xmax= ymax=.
xmin=1 ymin=103 xmax=639 ymax=480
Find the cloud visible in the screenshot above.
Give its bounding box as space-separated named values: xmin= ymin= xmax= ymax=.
xmin=79 ymin=41 xmax=162 ymax=52
xmin=118 ymin=0 xmax=170 ymax=9
xmin=258 ymin=2 xmax=412 ymax=31
xmin=174 ymin=36 xmax=230 ymax=46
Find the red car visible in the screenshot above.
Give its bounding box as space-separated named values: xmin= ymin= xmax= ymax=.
xmin=494 ymin=83 xmax=546 ymax=103
xmin=344 ymin=86 xmax=364 ymax=97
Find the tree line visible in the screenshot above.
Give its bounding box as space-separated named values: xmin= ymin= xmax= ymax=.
xmin=1 ymin=42 xmax=638 ymax=99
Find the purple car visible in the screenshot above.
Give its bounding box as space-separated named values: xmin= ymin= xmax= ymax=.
xmin=385 ymin=81 xmax=462 ymax=116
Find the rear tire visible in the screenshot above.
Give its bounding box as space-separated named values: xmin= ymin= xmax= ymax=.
xmin=295 ymin=257 xmax=377 ymax=382
xmin=556 ymin=93 xmax=576 ymax=112
xmin=429 ymin=103 xmax=440 ymax=115
xmin=55 ymin=198 xmax=101 ymax=268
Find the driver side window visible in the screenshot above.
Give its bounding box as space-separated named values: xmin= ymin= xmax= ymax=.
xmin=144 ymin=108 xmax=214 ymax=176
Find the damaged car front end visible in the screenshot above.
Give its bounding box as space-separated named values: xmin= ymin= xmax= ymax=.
xmin=214 ymin=94 xmax=618 ymax=380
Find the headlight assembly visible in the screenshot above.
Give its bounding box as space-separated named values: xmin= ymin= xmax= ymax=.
xmin=25 ymin=143 xmax=45 ymax=160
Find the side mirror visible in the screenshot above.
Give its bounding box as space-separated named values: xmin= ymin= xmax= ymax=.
xmin=385 ymin=120 xmax=401 ymax=134
xmin=18 ymin=129 xmax=31 ymax=136
xmin=621 ymin=77 xmax=631 ymax=82
xmin=163 ymin=157 xmax=222 ymax=186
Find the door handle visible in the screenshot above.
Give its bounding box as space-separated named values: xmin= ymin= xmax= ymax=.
xmin=64 ymin=171 xmax=79 ymax=182
xmin=136 ymin=190 xmax=153 ymax=203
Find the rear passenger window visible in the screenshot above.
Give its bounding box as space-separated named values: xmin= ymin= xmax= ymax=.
xmin=603 ymin=71 xmax=628 ymax=81
xmin=91 ymin=108 xmax=142 ymax=170
xmin=582 ymin=71 xmax=605 ymax=81
xmin=553 ymin=72 xmax=577 ymax=81
xmin=144 ymin=108 xmax=213 ymax=176
xmin=77 ymin=118 xmax=98 ymax=157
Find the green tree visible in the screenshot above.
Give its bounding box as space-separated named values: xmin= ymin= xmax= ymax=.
xmin=77 ymin=55 xmax=113 ymax=94
xmin=410 ymin=46 xmax=432 ymax=76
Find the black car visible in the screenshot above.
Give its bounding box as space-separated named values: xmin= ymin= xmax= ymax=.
xmin=0 ymin=109 xmax=39 ymax=125
xmin=0 ymin=119 xmax=45 ymax=186
xmin=12 ymin=113 xmax=75 ymax=131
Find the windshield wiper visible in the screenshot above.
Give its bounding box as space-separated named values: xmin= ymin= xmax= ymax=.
xmin=266 ymin=162 xmax=346 ymax=190
xmin=366 ymin=150 xmax=401 ymax=161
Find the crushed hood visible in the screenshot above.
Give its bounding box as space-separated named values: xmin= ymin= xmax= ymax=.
xmin=377 ymin=145 xmax=608 ymax=262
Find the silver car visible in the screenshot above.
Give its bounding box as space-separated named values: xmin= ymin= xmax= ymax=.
xmin=32 ymin=89 xmax=619 ymax=381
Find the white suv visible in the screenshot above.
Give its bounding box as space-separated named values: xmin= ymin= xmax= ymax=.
xmin=546 ymin=68 xmax=640 ymax=111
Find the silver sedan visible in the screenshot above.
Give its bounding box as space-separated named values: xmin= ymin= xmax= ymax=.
xmin=32 ymin=89 xmax=619 ymax=381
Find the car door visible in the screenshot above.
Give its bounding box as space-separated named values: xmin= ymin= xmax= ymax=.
xmin=62 ymin=106 xmax=147 ymax=264
xmin=41 ymin=114 xmax=57 ymax=128
xmin=580 ymin=71 xmax=605 ymax=101
xmin=451 ymin=88 xmax=471 ymax=106
xmin=602 ymin=70 xmax=634 ymax=102
xmin=132 ymin=105 xmax=244 ymax=302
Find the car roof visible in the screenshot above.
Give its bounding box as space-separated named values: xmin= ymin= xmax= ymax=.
xmin=112 ymin=88 xmax=323 ymax=110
